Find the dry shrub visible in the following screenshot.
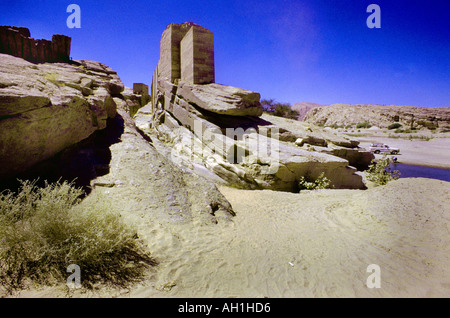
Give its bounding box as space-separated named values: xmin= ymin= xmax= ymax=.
xmin=0 ymin=180 xmax=156 ymax=295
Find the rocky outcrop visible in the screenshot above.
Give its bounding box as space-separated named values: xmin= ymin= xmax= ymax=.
xmin=135 ymin=23 xmax=367 ymax=192
xmin=115 ymin=86 xmax=149 ymax=117
xmin=0 ymin=26 xmax=71 ymax=63
xmin=0 ymin=49 xmax=234 ymax=224
xmin=259 ymin=114 xmax=374 ymax=170
xmin=92 ymin=109 xmax=235 ymax=225
xmin=0 ymin=53 xmax=124 ymax=178
xmin=291 ymin=101 xmax=325 ymax=120
xmin=304 ymin=103 xmax=450 ymax=130
xmin=176 ymin=81 xmax=263 ymax=116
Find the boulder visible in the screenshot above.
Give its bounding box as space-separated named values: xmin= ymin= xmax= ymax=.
xmin=0 ymin=53 xmax=120 ymax=178
xmin=177 ymin=81 xmax=263 ymax=116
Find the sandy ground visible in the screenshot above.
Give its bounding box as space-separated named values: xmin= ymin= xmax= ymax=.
xmin=356 ymin=136 xmax=450 ymax=169
xmin=4 ymin=126 xmax=449 ymax=298
xmin=338 ymin=128 xmax=450 ymax=169
xmin=12 ymin=178 xmax=449 ymax=298
xmin=132 ymin=178 xmax=450 ymax=298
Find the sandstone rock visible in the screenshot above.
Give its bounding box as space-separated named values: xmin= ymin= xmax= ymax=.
xmin=0 ymin=53 xmax=120 ymax=178
xmin=158 ymin=23 xmax=214 ymax=84
xmin=177 ymin=81 xmax=263 ymax=116
xmin=291 ymin=101 xmax=325 ymax=120
xmin=304 ymin=103 xmax=450 ymax=130
xmin=260 ymin=113 xmax=360 ymax=148
xmin=93 ymin=109 xmax=235 ymax=225
xmin=142 ymin=23 xmax=368 ymax=192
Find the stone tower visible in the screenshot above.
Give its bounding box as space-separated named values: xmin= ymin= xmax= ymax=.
xmin=158 ymin=22 xmax=214 ymax=85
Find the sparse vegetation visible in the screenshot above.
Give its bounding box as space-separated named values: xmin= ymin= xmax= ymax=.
xmin=388 ymin=123 xmax=402 ymax=130
xmin=0 ymin=180 xmax=156 ymax=295
xmin=388 ymin=133 xmax=432 ymax=141
xmin=298 ymin=172 xmax=333 ymax=191
xmin=261 ymin=99 xmax=299 ymax=120
xmin=344 ymin=133 xmax=369 ymax=137
xmin=417 ymin=120 xmax=438 ymax=130
xmin=394 ymin=128 xmax=413 ymax=133
xmin=356 ymin=121 xmax=372 ymax=129
xmin=329 ymin=123 xmax=344 ymax=129
xmin=366 ymin=155 xmax=400 ymax=186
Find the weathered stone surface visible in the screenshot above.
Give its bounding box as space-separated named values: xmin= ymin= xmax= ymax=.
xmin=0 ymin=53 xmax=120 ymax=178
xmin=92 ymin=109 xmax=235 ymax=225
xmin=114 ymin=87 xmax=144 ymax=117
xmin=177 ymin=81 xmax=263 ymax=116
xmin=304 ymin=103 xmax=450 ymax=130
xmin=140 ymin=23 xmax=368 ymax=192
xmin=260 ymin=113 xmax=360 ymax=147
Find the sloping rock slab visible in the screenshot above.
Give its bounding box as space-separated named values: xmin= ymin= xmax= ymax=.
xmin=177 ymin=81 xmax=263 ymax=116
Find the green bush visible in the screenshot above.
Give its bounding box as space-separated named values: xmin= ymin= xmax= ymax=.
xmin=388 ymin=123 xmax=402 ymax=130
xmin=298 ymin=172 xmax=333 ymax=191
xmin=366 ymin=155 xmax=400 ymax=186
xmin=261 ymin=99 xmax=299 ymax=120
xmin=0 ymin=180 xmax=156 ymax=294
xmin=356 ymin=121 xmax=372 ymax=129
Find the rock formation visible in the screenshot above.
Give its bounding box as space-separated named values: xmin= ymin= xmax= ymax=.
xmin=0 ymin=27 xmax=234 ymax=224
xmin=304 ymin=103 xmax=450 ymax=130
xmin=135 ymin=23 xmax=369 ymax=192
xmin=0 ymin=53 xmax=123 ymax=178
xmin=0 ymin=26 xmax=71 ymax=63
xmin=291 ymin=101 xmax=326 ymax=120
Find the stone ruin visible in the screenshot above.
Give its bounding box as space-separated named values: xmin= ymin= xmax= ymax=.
xmin=135 ymin=22 xmax=372 ymax=192
xmin=158 ymin=22 xmax=215 ymax=85
xmin=0 ymin=25 xmax=71 ymax=63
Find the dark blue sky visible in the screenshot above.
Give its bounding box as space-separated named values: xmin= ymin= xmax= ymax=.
xmin=1 ymin=0 xmax=449 ymax=106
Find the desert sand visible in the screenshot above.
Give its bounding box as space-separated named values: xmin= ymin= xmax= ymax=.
xmin=5 ymin=116 xmax=450 ymax=299
xmin=131 ymin=178 xmax=450 ymax=298
xmin=13 ymin=177 xmax=449 ymax=298
xmin=356 ymin=135 xmax=450 ymax=169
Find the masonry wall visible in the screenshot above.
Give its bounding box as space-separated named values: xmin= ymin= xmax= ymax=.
xmin=180 ymin=26 xmax=214 ymax=84
xmin=180 ymin=28 xmax=195 ymax=84
xmin=158 ymin=24 xmax=191 ymax=82
xmin=158 ymin=23 xmax=215 ymax=85
xmin=0 ymin=26 xmax=71 ymax=63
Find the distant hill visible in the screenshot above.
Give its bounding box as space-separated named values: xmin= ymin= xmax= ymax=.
xmin=302 ymin=103 xmax=450 ymax=130
xmin=291 ymin=102 xmax=327 ymax=120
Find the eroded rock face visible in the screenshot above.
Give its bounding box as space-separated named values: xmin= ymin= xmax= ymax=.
xmin=304 ymin=103 xmax=450 ymax=130
xmin=91 ymin=109 xmax=235 ymax=225
xmin=0 ymin=53 xmax=124 ymax=178
xmin=177 ymin=81 xmax=263 ymax=116
xmin=0 ymin=51 xmax=234 ymax=224
xmin=135 ymin=23 xmax=368 ymax=192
